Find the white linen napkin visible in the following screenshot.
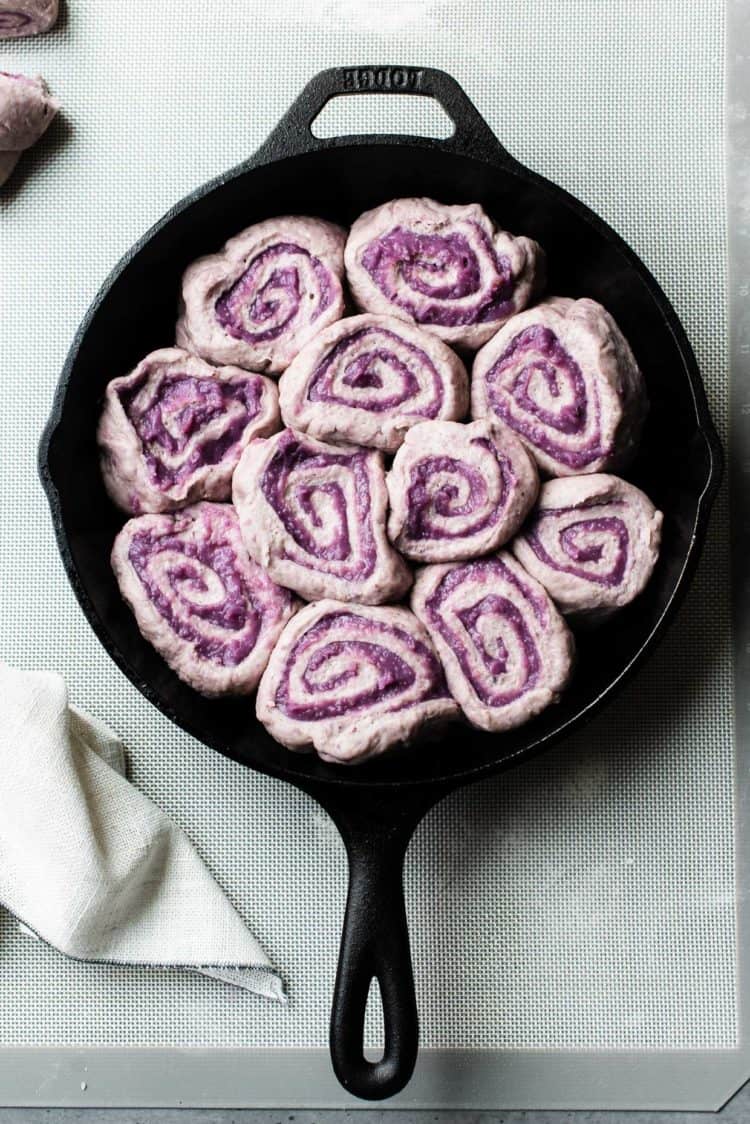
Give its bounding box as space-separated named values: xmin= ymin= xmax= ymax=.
xmin=0 ymin=663 xmax=285 ymax=1002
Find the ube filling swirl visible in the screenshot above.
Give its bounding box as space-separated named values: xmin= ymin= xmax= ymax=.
xmin=486 ymin=325 xmax=605 ymax=468
xmin=0 ymin=12 xmax=32 ymax=30
xmin=119 ymin=372 xmax=262 ymax=488
xmin=426 ymin=559 xmax=547 ymax=705
xmin=405 ymin=437 xmax=512 ymax=542
xmin=260 ymin=435 xmax=376 ymax=576
xmin=524 ymin=504 xmax=630 ymax=587
xmin=307 ymin=326 xmax=443 ymax=416
xmin=215 ymin=242 xmax=333 ymax=344
xmin=275 ymin=611 xmax=450 ymax=721
xmin=128 ymin=529 xmax=262 ymax=667
xmin=361 ymin=223 xmax=514 ymax=328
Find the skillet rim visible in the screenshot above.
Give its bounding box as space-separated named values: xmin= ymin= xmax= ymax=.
xmin=37 ymin=135 xmax=724 ymax=794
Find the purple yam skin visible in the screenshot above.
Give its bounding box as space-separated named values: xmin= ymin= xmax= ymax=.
xmin=411 ymin=551 xmax=575 ymax=733
xmin=511 ymin=473 xmax=663 ymax=624
xmin=111 ymin=502 xmax=298 ymax=697
xmin=232 ymin=428 xmax=412 ymax=605
xmin=256 ymin=598 xmax=459 ymax=764
xmin=279 ymin=313 xmax=470 ymax=453
xmin=344 ymin=197 xmax=545 ymax=351
xmin=176 ymin=215 xmax=347 ymax=376
xmin=0 ymin=72 xmax=58 ymax=151
xmin=0 ymin=1 xmax=58 ymax=39
xmin=471 ymin=296 xmax=648 ymax=477
xmin=98 ymin=347 xmax=280 ymax=515
xmin=387 ymin=418 xmax=539 ymax=563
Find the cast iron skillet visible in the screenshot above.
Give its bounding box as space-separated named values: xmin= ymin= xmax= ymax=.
xmin=38 ymin=66 xmax=722 ymax=1101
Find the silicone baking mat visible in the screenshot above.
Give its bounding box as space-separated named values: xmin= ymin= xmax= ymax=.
xmin=0 ymin=0 xmax=741 ymax=1110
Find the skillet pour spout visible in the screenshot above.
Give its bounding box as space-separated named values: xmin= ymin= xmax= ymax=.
xmin=38 ymin=66 xmax=723 ymax=1100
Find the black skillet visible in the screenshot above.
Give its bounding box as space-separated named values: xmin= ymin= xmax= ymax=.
xmin=38 ymin=66 xmax=722 ymax=1101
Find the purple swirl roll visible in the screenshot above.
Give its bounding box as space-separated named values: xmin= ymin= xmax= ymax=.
xmin=98 ymin=347 xmax=280 ymax=515
xmin=471 ymin=297 xmax=647 ymax=477
xmin=278 ymin=313 xmax=469 ymax=453
xmin=411 ymin=552 xmax=575 ymax=732
xmin=176 ymin=216 xmax=347 ymax=375
xmin=111 ymin=503 xmax=297 ymax=696
xmin=256 ymin=598 xmax=459 ymax=764
xmin=232 ymin=428 xmax=411 ymax=605
xmin=0 ymin=1 xmax=57 ymax=38
xmin=0 ymin=72 xmax=58 ymax=151
xmin=511 ymin=474 xmax=663 ymax=622
xmin=387 ymin=418 xmax=539 ymax=563
xmin=344 ymin=197 xmax=544 ymax=350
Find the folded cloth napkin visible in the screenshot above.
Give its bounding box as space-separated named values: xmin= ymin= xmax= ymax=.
xmin=0 ymin=663 xmax=285 ymax=1002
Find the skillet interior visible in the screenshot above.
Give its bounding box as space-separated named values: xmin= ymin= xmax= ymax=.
xmin=41 ymin=142 xmax=719 ymax=790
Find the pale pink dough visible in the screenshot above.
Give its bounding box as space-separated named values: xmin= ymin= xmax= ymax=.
xmin=511 ymin=473 xmax=662 ymax=623
xmin=98 ymin=347 xmax=280 ymax=515
xmin=111 ymin=503 xmax=298 ymax=697
xmin=256 ymin=598 xmax=459 ymax=764
xmin=0 ymin=0 xmax=58 ymax=38
xmin=0 ymin=72 xmax=58 ymax=151
xmin=232 ymin=428 xmax=411 ymax=605
xmin=176 ymin=215 xmax=347 ymax=375
xmin=471 ymin=296 xmax=647 ymax=477
xmin=387 ymin=418 xmax=539 ymax=563
xmin=278 ymin=313 xmax=469 ymax=453
xmin=411 ymin=551 xmax=575 ymax=732
xmin=344 ymin=197 xmax=544 ymax=350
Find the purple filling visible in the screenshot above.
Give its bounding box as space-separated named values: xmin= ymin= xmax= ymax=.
xmin=405 ymin=438 xmax=512 ymax=541
xmin=486 ymin=325 xmax=606 ymax=469
xmin=128 ymin=521 xmax=264 ymax=667
xmin=426 ymin=558 xmax=547 ymax=704
xmin=276 ymin=610 xmax=450 ymax=721
xmin=215 ymin=242 xmax=332 ymax=345
xmin=361 ymin=223 xmax=514 ymax=328
xmin=119 ymin=371 xmax=262 ymax=489
xmin=307 ymin=327 xmax=443 ymax=416
xmin=525 ymin=509 xmax=629 ymax=586
xmin=0 ymin=13 xmax=32 ymax=31
xmin=260 ymin=432 xmax=376 ymax=577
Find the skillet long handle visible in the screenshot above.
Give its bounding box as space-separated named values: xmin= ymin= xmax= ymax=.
xmin=330 ymin=817 xmax=418 ymax=1101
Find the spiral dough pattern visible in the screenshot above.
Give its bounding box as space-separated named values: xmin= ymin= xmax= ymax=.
xmin=279 ymin=313 xmax=469 ymax=452
xmin=111 ymin=503 xmax=297 ymax=696
xmin=177 ymin=216 xmax=347 ymax=375
xmin=411 ymin=552 xmax=575 ymax=731
xmin=387 ymin=418 xmax=539 ymax=562
xmin=98 ymin=348 xmax=280 ymax=514
xmin=512 ymin=473 xmax=662 ymax=622
xmin=232 ymin=428 xmax=411 ymax=604
xmin=256 ymin=599 xmax=459 ymax=764
xmin=345 ymin=197 xmax=544 ymax=350
xmin=472 ymin=297 xmax=647 ymax=477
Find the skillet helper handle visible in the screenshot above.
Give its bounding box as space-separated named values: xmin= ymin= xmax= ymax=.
xmin=253 ymin=65 xmax=519 ymax=166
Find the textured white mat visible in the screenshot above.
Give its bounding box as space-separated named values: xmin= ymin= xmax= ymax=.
xmin=0 ymin=0 xmax=733 ymax=1050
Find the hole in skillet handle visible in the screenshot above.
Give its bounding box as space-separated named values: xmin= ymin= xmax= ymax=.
xmin=252 ymin=64 xmax=522 ymax=168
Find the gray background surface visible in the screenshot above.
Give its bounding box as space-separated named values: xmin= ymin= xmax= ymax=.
xmin=0 ymin=0 xmax=744 ymax=1116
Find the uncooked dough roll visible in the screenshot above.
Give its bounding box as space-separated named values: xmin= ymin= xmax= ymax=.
xmin=511 ymin=473 xmax=663 ymax=622
xmin=111 ymin=503 xmax=297 ymax=696
xmin=279 ymin=313 xmax=469 ymax=453
xmin=256 ymin=598 xmax=459 ymax=764
xmin=177 ymin=216 xmax=347 ymax=375
xmin=232 ymin=428 xmax=412 ymax=605
xmin=386 ymin=418 xmax=539 ymax=563
xmin=344 ymin=197 xmax=544 ymax=350
xmin=0 ymin=71 xmax=58 ymax=151
xmin=0 ymin=1 xmax=58 ymax=39
xmin=411 ymin=552 xmax=575 ymax=732
xmin=471 ymin=296 xmax=647 ymax=476
xmin=98 ymin=347 xmax=280 ymax=514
